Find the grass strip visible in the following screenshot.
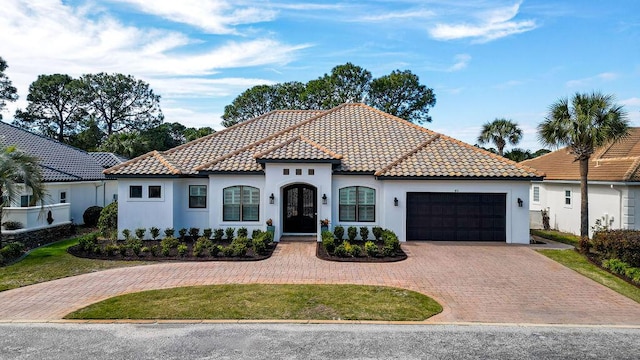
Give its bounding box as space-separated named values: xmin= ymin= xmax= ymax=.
xmin=531 ymin=229 xmax=580 ymax=246
xmin=0 ymin=234 xmax=147 ymax=292
xmin=537 ymin=249 xmax=640 ymax=303
xmin=65 ymin=284 xmax=443 ymax=321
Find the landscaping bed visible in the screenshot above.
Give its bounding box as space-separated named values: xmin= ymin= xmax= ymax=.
xmin=316 ymin=226 xmax=406 ymax=262
xmin=68 ymin=230 xmax=276 ymax=262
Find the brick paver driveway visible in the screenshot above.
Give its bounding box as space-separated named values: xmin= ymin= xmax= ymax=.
xmin=0 ymin=242 xmax=638 ymax=324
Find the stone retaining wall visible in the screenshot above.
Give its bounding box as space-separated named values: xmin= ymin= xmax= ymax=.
xmin=1 ymin=223 xmax=75 ymax=250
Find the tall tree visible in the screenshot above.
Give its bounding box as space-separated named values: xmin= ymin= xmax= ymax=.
xmin=183 ymin=126 xmax=215 ymax=142
xmin=81 ymin=73 xmax=163 ymax=135
xmin=367 ymin=70 xmax=436 ymax=124
xmin=98 ymin=132 xmax=150 ymax=159
xmin=0 ymin=57 xmax=18 ymax=120
xmin=222 ymin=63 xmax=435 ymax=127
xmin=503 ymin=148 xmax=532 ymax=162
xmin=538 ymin=92 xmax=628 ymax=249
xmin=0 ymin=146 xmax=46 ymax=237
xmin=13 ymin=74 xmax=85 ymax=142
xmin=68 ymin=117 xmax=105 ymax=152
xmin=477 ymin=118 xmax=523 ymax=156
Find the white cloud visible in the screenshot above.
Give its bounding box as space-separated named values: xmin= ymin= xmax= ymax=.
xmin=565 ymin=72 xmax=619 ymax=88
xmin=447 ymin=54 xmax=471 ymax=72
xmin=162 ymin=107 xmax=225 ymax=129
xmin=150 ymin=77 xmax=276 ymax=98
xmin=107 ymin=0 xmax=277 ymax=34
xmin=0 ymin=0 xmax=308 ymax=119
xmin=620 ymin=97 xmax=640 ymax=107
xmin=428 ymin=1 xmax=537 ymax=43
xmin=356 ymin=9 xmax=435 ymax=22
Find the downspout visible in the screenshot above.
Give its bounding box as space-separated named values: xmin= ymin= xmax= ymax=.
xmin=610 ymin=184 xmax=622 ymax=229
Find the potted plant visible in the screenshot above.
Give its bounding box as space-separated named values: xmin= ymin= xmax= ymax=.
xmin=320 ymin=218 xmax=330 ymax=233
xmin=266 ymin=218 xmax=275 ymax=235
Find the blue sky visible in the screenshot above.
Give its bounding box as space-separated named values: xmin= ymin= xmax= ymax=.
xmin=1 ymin=0 xmax=638 ymax=151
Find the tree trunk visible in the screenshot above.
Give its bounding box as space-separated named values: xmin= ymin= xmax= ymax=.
xmin=579 ymin=157 xmax=590 ymax=252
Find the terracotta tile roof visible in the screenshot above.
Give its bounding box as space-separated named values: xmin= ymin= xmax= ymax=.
xmin=105 ymin=103 xmax=540 ymax=179
xmin=521 ymin=128 xmax=640 ymax=182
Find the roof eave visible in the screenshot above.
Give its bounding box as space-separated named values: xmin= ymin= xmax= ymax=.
xmin=256 ymin=158 xmax=342 ymax=165
xmin=375 ymin=175 xmax=544 ymax=181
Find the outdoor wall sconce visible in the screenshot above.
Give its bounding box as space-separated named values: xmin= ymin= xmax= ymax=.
xmin=322 ymin=194 xmax=327 ymax=204
xmin=517 ymin=198 xmax=523 ymax=207
xmin=394 ymin=197 xmax=399 ymax=206
xmin=269 ymin=193 xmax=275 ymax=204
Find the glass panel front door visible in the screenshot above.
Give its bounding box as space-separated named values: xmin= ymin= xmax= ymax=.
xmin=283 ymin=184 xmax=317 ymax=233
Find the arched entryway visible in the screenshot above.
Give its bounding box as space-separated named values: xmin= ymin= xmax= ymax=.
xmin=282 ymin=184 xmax=317 ymax=233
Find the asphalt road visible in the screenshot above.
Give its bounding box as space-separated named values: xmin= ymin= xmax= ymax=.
xmin=0 ymin=323 xmax=638 ymax=359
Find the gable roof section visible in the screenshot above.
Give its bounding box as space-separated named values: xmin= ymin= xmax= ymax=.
xmin=0 ymin=122 xmax=109 ymax=182
xmin=521 ymin=127 xmax=640 ymax=182
xmin=105 ymin=104 xmax=541 ymax=179
xmin=89 ymin=152 xmax=128 ymax=168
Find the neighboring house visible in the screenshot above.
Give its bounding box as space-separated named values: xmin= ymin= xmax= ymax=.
xmin=0 ymin=122 xmax=121 ymax=231
xmin=105 ymin=104 xmax=541 ymax=243
xmin=522 ymin=128 xmax=640 ymax=235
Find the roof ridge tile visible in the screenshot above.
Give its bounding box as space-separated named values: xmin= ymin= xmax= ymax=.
xmin=298 ymin=135 xmax=343 ymax=159
xmin=623 ymin=157 xmax=640 ymax=181
xmin=152 ymin=151 xmax=182 ymax=175
xmin=104 ymin=151 xmax=157 ymax=174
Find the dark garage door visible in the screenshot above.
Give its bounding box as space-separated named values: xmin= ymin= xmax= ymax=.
xmin=406 ymin=192 xmax=506 ymax=241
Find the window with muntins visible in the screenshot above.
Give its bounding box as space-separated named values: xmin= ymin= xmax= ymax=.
xmin=60 ymin=191 xmax=67 ymax=204
xmin=189 ymin=185 xmax=207 ymax=208
xmin=533 ymin=186 xmax=540 ymax=202
xmin=129 ymin=186 xmax=142 ymax=198
xmin=20 ymin=195 xmax=33 ymax=207
xmin=339 ymin=186 xmax=375 ymax=222
xmin=565 ymin=190 xmax=571 ymax=205
xmin=223 ymin=186 xmax=259 ymax=221
xmin=148 ymin=186 xmax=162 ymax=198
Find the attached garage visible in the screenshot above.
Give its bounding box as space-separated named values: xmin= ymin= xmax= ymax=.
xmin=406 ymin=192 xmax=506 ymax=241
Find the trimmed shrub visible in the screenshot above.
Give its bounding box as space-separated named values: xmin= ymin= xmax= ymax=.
xmin=364 ymin=241 xmax=378 ymax=257
xmin=82 ymin=206 xmax=103 ymax=226
xmin=178 ymin=228 xmax=187 ymax=240
xmin=263 ymin=231 xmax=274 ymax=245
xmin=372 ymin=226 xmax=383 ymax=241
xmin=222 ymin=246 xmax=234 ymax=257
xmin=334 ymin=243 xmax=348 ymax=257
xmin=97 ymin=201 xmax=118 ymax=238
xmin=225 ymin=227 xmax=235 ymax=240
xmin=150 ymin=245 xmax=160 ymax=257
xmin=210 ymin=244 xmax=222 ymax=256
xmin=135 ymin=228 xmax=146 ymax=240
xmin=122 ymin=229 xmax=131 ymax=241
xmin=141 ymin=246 xmax=150 ymax=255
xmin=105 ymin=243 xmax=118 ymax=256
xmin=214 ymin=228 xmax=224 ymax=241
xmin=149 ymin=227 xmax=160 ymax=240
xmin=359 ymin=227 xmax=369 ymax=241
xmin=2 ymin=221 xmax=23 ymax=230
xmin=347 ymin=226 xmax=357 ymax=241
xmin=382 ymin=229 xmax=400 ymax=251
xmin=382 ymin=244 xmax=395 ymax=257
xmin=194 ymin=237 xmax=213 ymax=257
xmin=118 ymin=244 xmax=128 ymax=256
xmin=177 ymin=243 xmax=188 ymax=257
xmin=592 ymin=230 xmax=640 ymax=267
xmin=203 ymin=228 xmax=213 ymax=239
xmin=252 ymin=229 xmax=262 ymax=239
xmin=322 ymin=232 xmax=336 ymax=253
xmin=237 ymin=227 xmax=248 ymax=238
xmin=334 ymin=226 xmax=344 ymax=240
xmin=350 ymin=244 xmax=363 ymax=257
xmin=78 ymin=233 xmax=98 ymax=252
xmin=160 ymin=236 xmax=179 ymax=256
xmin=164 ymin=228 xmax=175 ymax=238
xmin=188 ymin=227 xmax=200 ymax=239
xmin=131 ymin=242 xmax=142 ymax=256
xmin=252 ymin=237 xmax=266 ymax=255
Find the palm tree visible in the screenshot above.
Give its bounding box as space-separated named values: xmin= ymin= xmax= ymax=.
xmin=0 ymin=146 xmax=46 ymax=238
xmin=477 ymin=118 xmax=523 ymax=156
xmin=538 ymin=92 xmax=628 ymax=250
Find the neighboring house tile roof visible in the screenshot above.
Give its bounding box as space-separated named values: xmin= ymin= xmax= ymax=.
xmin=521 ymin=127 xmax=640 ymax=182
xmin=0 ymin=121 xmax=109 ymax=182
xmin=89 ymin=152 xmax=128 ymax=168
xmin=105 ymin=104 xmax=541 ymax=179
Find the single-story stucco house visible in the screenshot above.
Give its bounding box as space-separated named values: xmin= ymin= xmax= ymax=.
xmin=522 ymin=127 xmax=640 ymax=236
xmin=0 ymin=122 xmax=121 ymax=232
xmin=105 ymin=103 xmax=542 ymax=243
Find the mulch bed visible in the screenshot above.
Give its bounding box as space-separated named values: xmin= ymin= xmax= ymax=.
xmin=316 ymin=241 xmax=407 ymax=263
xmin=68 ymin=239 xmax=277 ymax=262
xmin=584 ymin=251 xmax=640 ymax=288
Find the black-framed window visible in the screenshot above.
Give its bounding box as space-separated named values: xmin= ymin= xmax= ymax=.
xmin=129 ymin=185 xmax=142 ymax=198
xmin=20 ymin=195 xmax=34 ymax=207
xmin=189 ymin=185 xmax=207 ymax=208
xmin=223 ymin=186 xmax=259 ymax=221
xmin=339 ymin=186 xmax=375 ymax=222
xmin=148 ymin=186 xmax=162 ymax=198
xmin=60 ymin=191 xmax=67 ymax=203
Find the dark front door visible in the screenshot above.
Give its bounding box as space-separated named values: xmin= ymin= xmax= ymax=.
xmin=283 ymin=184 xmax=317 ymax=233
xmin=406 ymin=192 xmax=506 ymax=241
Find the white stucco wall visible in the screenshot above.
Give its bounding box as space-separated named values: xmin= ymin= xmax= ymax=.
xmin=173 ymin=178 xmax=210 ymax=231
xmin=529 ymin=181 xmax=639 ymax=236
xmin=117 ymin=179 xmax=174 ymax=238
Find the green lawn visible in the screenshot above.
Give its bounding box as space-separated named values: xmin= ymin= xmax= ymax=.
xmin=537 ymin=249 xmax=640 ymax=303
xmin=65 ymin=284 xmax=443 ymax=321
xmin=530 ymin=229 xmax=580 ymax=247
xmin=0 ymin=234 xmax=147 ymax=292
